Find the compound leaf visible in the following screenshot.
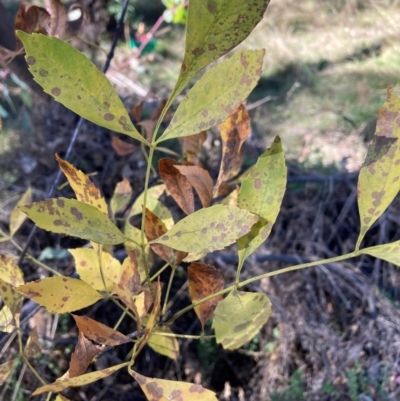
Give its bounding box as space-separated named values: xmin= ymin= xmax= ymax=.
xmin=213 ymin=290 xmax=272 ymax=350
xmin=20 ymin=198 xmax=126 ymax=245
xmin=356 ymin=87 xmax=400 ymax=249
xmin=151 ymin=205 xmax=258 ymax=253
xmin=17 ymin=32 xmax=146 ymax=144
xmin=17 ymin=277 xmax=102 ymax=313
xmin=158 ymin=50 xmax=264 ymax=142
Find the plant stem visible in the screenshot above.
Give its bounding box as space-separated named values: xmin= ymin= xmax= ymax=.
xmin=165 ymin=251 xmax=358 ymax=324
xmin=23 ymin=356 xmax=47 ymax=386
xmin=162 ymin=266 xmax=176 ymax=315
xmin=150 ymin=261 xmax=170 ymax=281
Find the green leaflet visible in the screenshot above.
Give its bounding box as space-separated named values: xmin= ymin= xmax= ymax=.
xmin=20 ymin=198 xmax=126 ymax=245
xmin=17 ymin=32 xmax=147 ymax=145
xmin=150 ymin=205 xmax=258 ymax=253
xmin=168 ymin=0 xmax=270 ymax=106
xmin=213 ymin=289 xmax=272 ymax=350
xmin=237 ymin=136 xmax=287 ymax=270
xmin=157 ymin=50 xmax=265 ymax=142
xmin=360 ymin=240 xmax=400 ymax=266
xmin=356 ymin=88 xmax=400 ymax=249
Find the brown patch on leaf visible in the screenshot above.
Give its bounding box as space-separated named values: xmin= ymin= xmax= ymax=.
xmin=188 ymin=262 xmax=224 ymax=329
xmin=159 ymin=158 xmax=194 ymax=215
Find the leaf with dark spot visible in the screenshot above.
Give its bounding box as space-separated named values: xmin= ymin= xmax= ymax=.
xmin=151 ymin=205 xmax=257 ymax=253
xmin=56 ymin=155 xmax=108 ymax=216
xmin=17 ymin=277 xmax=102 ymax=313
xmin=130 ymin=370 xmax=218 ymax=400
xmin=213 ymin=290 xmax=272 ymax=350
xmin=237 ymin=136 xmax=286 ymax=269
xmin=20 ymin=198 xmax=126 ymax=245
xmin=214 ymin=104 xmax=251 ymax=192
xmin=157 ymin=50 xmax=264 ymax=143
xmin=32 ymin=363 xmax=126 ymax=395
xmin=72 ymin=315 xmax=131 ymax=346
xmin=166 ymin=0 xmax=271 ymax=109
xmin=17 ymin=32 xmax=147 ymax=144
xmin=356 ymin=88 xmax=400 ymax=249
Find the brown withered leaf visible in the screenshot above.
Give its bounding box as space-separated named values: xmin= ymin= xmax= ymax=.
xmin=159 ymin=158 xmax=194 ymax=215
xmin=115 ymin=251 xmax=142 ymax=319
xmin=150 ymin=99 xmax=169 ymax=122
xmin=138 ymin=120 xmax=156 ymax=143
xmin=23 ymin=327 xmax=41 ymax=359
xmin=214 ymin=104 xmax=251 ymax=193
xmin=144 ymin=207 xmax=174 ymax=264
xmin=14 ymin=2 xmax=50 ymax=51
xmin=174 ymin=165 xmax=213 ymax=208
xmin=188 ymin=263 xmax=224 ymax=330
xmin=49 ymin=0 xmax=67 ymax=37
xmin=69 ymin=331 xmax=101 ymax=378
xmin=132 ymin=101 xmax=143 ymax=123
xmin=72 ymin=315 xmax=131 ymax=346
xmin=134 ymin=281 xmax=162 ymax=358
xmin=110 ymin=177 xmax=133 ymax=217
xmin=111 ymin=136 xmax=137 ymax=156
xmin=179 ymin=131 xmax=207 ymax=156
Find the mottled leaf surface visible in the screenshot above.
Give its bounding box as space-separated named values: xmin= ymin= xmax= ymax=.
xmin=174 ymin=165 xmax=214 ymax=208
xmin=10 ymin=186 xmax=32 ymax=236
xmin=159 ymin=158 xmax=194 ymax=215
xmin=213 ymin=290 xmax=272 ymax=350
xmin=21 ymin=198 xmax=126 ymax=245
xmin=69 ymin=248 xmax=121 ymax=292
xmin=17 ymin=32 xmax=146 ymax=144
xmin=215 ymin=104 xmax=251 ymax=191
xmin=148 ymin=327 xmax=179 ymax=361
xmin=32 ymin=362 xmax=126 ymax=395
xmin=158 ymin=50 xmax=264 ymax=142
xmin=360 ymin=241 xmax=400 ymax=266
xmin=56 ymin=155 xmax=108 ymax=215
xmin=24 ymin=327 xmax=42 ymax=359
xmin=0 ymin=279 xmax=23 ymax=317
xmin=357 ymin=88 xmax=400 ymax=248
xmin=169 ymin=0 xmax=270 ymax=105
xmin=17 ymin=277 xmax=102 ymax=313
xmin=188 ymin=263 xmax=224 ymax=329
xmin=130 ymin=370 xmax=218 ymax=401
xmin=151 ymin=205 xmax=257 ymax=253
xmin=0 ymin=254 xmax=24 ymax=286
xmin=69 ymin=331 xmax=101 ymax=378
xmin=72 ymin=315 xmax=131 ymax=346
xmin=237 ymin=136 xmax=286 ymax=267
